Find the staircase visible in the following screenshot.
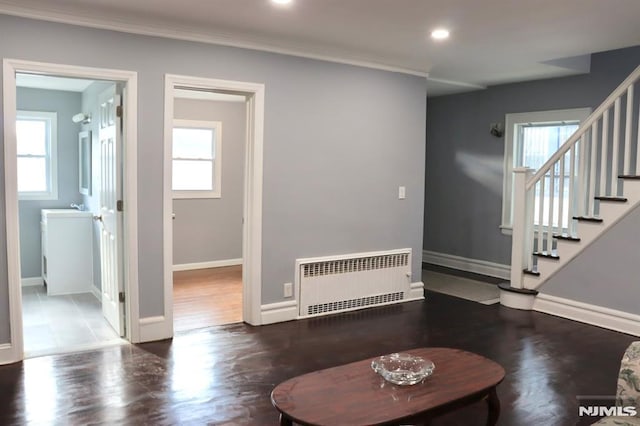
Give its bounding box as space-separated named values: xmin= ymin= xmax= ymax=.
xmin=500 ymin=64 xmax=640 ymax=310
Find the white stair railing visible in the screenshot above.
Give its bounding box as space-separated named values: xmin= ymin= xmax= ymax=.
xmin=511 ymin=64 xmax=640 ymax=290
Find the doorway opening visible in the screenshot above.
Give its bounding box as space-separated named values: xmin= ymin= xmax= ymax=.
xmin=164 ymin=75 xmax=264 ymax=332
xmin=172 ymin=89 xmax=246 ymax=330
xmin=3 ymin=59 xmax=139 ymax=362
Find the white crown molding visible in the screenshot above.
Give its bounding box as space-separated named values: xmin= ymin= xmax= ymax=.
xmin=0 ymin=5 xmax=429 ymax=78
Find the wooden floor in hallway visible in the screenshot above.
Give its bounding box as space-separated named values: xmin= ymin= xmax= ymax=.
xmin=173 ymin=265 xmax=242 ymax=332
xmin=0 ymin=290 xmax=636 ymax=425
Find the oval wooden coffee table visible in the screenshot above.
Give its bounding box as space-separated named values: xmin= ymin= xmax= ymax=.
xmin=271 ymin=347 xmax=505 ymax=426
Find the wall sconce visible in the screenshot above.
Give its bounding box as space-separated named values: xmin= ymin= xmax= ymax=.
xmin=490 ymin=123 xmax=503 ymax=138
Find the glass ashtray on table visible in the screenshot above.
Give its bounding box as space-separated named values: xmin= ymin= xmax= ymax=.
xmin=371 ymin=352 xmax=435 ymax=385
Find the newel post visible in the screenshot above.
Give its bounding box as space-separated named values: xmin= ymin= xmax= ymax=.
xmin=510 ymin=167 xmax=534 ymax=289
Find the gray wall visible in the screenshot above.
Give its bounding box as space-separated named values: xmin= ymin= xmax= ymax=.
xmin=17 ymin=87 xmax=83 ymax=278
xmin=173 ymin=98 xmax=246 ymax=265
xmin=425 ymin=46 xmax=640 ymax=265
xmin=81 ymin=81 xmax=114 ymax=291
xmin=0 ymin=14 xmax=426 ymax=342
xmin=540 ymin=204 xmax=640 ymax=314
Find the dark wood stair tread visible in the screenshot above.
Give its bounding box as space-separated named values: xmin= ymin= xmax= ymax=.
xmin=533 ymin=251 xmax=559 ymax=259
xmin=553 ymin=234 xmax=581 ymax=242
xmin=573 ymin=216 xmax=603 ymax=223
xmin=619 ymin=175 xmax=640 ymax=179
xmin=523 ymin=269 xmax=540 ymax=276
xmin=595 ymin=196 xmax=628 ymax=202
xmin=498 ymin=282 xmax=539 ymax=295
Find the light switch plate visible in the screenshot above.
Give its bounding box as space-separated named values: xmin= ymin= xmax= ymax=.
xmin=398 ymin=186 xmax=406 ymax=199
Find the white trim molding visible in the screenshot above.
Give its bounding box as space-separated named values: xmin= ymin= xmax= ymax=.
xmin=410 ymin=281 xmax=425 ymax=300
xmin=3 ymin=59 xmax=140 ymax=359
xmin=422 ymin=250 xmax=510 ymax=280
xmin=21 ymin=277 xmax=44 ymax=287
xmin=0 ymin=343 xmax=16 ymax=365
xmin=261 ymin=301 xmax=298 ymax=325
xmin=164 ymin=74 xmax=264 ymax=329
xmin=139 ymin=316 xmax=172 ymax=342
xmin=0 ymin=5 xmax=428 ymax=78
xmin=173 ymin=258 xmax=242 ymax=272
xmin=534 ymin=293 xmax=640 ymax=337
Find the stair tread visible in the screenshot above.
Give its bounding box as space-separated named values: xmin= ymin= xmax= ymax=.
xmin=573 ymin=216 xmax=604 ymax=223
xmin=498 ymin=282 xmax=539 ymax=295
xmin=523 ymin=269 xmax=540 ymax=276
xmin=553 ymin=234 xmax=581 ymax=242
xmin=595 ymin=196 xmax=628 ymax=202
xmin=619 ymin=175 xmax=640 ymax=179
xmin=533 ymin=251 xmax=559 ymax=259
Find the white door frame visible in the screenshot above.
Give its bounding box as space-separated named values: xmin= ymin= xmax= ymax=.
xmin=2 ymin=59 xmax=140 ymax=364
xmin=164 ymin=74 xmax=264 ymax=327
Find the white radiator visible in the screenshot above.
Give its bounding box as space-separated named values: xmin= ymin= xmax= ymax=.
xmin=296 ymin=249 xmax=412 ymax=318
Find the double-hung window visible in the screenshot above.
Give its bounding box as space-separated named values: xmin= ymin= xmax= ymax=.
xmin=501 ymin=108 xmax=590 ymax=233
xmin=16 ymin=111 xmax=58 ymax=200
xmin=172 ymin=119 xmax=222 ymax=199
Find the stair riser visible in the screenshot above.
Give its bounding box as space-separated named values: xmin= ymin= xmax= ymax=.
xmin=621 ymin=179 xmax=640 ymax=199
xmin=599 ymin=201 xmax=630 ymax=221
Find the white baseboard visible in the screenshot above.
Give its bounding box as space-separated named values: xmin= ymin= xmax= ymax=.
xmin=534 ymin=293 xmax=640 ymax=336
xmin=0 ymin=343 xmax=18 ymax=365
xmin=261 ymin=300 xmax=298 ymax=325
xmin=422 ymin=250 xmax=510 ymax=280
xmin=410 ymin=281 xmax=425 ymax=300
xmin=138 ymin=316 xmax=172 ymax=342
xmin=173 ymin=258 xmax=242 ymax=272
xmin=21 ymin=277 xmax=43 ymax=287
xmin=91 ymin=285 xmax=101 ymax=301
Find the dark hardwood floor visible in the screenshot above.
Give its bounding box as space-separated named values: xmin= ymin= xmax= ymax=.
xmin=0 ymin=290 xmax=635 ymax=425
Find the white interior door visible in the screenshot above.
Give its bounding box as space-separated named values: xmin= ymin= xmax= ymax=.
xmin=98 ymin=86 xmax=125 ymax=336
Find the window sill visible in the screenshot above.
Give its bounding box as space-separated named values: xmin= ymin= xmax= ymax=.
xmin=173 ymin=191 xmax=221 ymax=200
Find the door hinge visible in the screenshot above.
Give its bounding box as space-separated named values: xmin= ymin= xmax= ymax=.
xmin=119 ymin=292 xmax=125 ymax=303
xmin=116 ymin=105 xmax=123 ymax=118
xmin=117 ymin=200 xmax=124 ymax=212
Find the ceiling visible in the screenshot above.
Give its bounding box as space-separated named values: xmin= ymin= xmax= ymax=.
xmin=2 ymin=0 xmax=640 ymax=96
xmin=16 ymin=74 xmax=95 ymax=92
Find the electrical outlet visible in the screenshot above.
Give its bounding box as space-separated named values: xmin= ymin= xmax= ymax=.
xmin=283 ymin=282 xmax=293 ymax=298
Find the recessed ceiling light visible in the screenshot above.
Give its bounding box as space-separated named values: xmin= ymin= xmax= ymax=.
xmin=431 ymin=29 xmax=450 ymax=40
xmin=272 ymin=0 xmax=292 ymax=4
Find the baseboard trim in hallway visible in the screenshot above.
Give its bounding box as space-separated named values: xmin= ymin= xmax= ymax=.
xmin=534 ymin=293 xmax=640 ymax=337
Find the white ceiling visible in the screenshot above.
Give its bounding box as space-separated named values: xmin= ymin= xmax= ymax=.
xmin=16 ymin=74 xmax=95 ymax=92
xmin=2 ymin=0 xmax=640 ymax=96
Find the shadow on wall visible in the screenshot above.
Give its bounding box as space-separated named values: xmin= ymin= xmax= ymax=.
xmin=455 ymin=151 xmax=504 ymax=196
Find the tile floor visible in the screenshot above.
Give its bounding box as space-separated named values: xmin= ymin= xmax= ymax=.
xmin=423 ymin=268 xmax=501 ymax=305
xmin=21 ymin=285 xmax=123 ymax=357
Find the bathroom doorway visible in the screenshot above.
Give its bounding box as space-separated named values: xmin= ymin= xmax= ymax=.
xmin=3 ymin=60 xmax=139 ymax=361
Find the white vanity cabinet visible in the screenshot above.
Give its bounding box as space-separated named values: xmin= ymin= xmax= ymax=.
xmin=41 ymin=209 xmax=94 ymax=296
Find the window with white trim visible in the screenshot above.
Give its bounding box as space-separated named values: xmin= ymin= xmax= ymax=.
xmin=16 ymin=111 xmax=58 ymax=201
xmin=501 ymin=108 xmax=591 ymax=233
xmin=172 ymin=119 xmax=222 ymax=199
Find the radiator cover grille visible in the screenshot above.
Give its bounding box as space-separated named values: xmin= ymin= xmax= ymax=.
xmin=302 ymin=253 xmax=409 ymax=278
xmin=297 ymin=249 xmax=412 ymax=318
xmin=307 ymin=292 xmax=404 ymax=316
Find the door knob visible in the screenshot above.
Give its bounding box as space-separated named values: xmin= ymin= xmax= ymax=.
xmin=93 ymin=215 xmax=103 ymax=222
xmin=172 ymin=213 xmax=176 ymax=220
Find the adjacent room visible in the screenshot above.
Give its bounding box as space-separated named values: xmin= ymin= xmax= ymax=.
xmin=0 ymin=1 xmax=640 ymax=425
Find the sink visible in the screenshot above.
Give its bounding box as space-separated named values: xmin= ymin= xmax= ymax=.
xmin=41 ymin=209 xmax=93 ymax=218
